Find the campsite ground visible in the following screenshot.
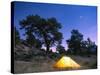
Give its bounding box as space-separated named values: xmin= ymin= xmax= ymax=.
xmin=14 ymin=55 xmax=97 ymax=74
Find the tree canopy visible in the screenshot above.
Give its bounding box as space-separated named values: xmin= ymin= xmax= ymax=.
xmin=20 ymin=15 xmax=63 ymax=54
xmin=66 ymin=29 xmax=97 ymax=55
xmin=66 ymin=29 xmax=83 ymax=54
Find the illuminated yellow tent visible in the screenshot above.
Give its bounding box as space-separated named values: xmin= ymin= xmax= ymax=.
xmin=53 ymin=56 xmax=80 ymax=69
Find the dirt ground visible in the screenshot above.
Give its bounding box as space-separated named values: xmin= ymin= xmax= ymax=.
xmin=14 ymin=55 xmax=97 ymax=74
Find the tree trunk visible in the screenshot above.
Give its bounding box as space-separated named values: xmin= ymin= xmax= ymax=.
xmin=42 ymin=33 xmax=50 ymax=55
xmin=46 ymin=44 xmax=50 ymax=55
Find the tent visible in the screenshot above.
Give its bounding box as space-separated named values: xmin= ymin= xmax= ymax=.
xmin=53 ymin=56 xmax=80 ymax=69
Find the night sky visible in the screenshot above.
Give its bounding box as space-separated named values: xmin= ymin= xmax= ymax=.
xmin=13 ymin=2 xmax=97 ymax=51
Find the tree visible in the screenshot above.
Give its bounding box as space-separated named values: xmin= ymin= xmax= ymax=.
xmin=26 ymin=31 xmax=42 ymax=49
xmin=14 ymin=27 xmax=20 ymax=45
xmin=20 ymin=15 xmax=63 ymax=54
xmin=77 ymin=37 xmax=97 ymax=56
xmin=56 ymin=44 xmax=65 ymax=54
xmin=86 ymin=38 xmax=97 ymax=55
xmin=80 ymin=40 xmax=88 ymax=55
xmin=66 ymin=29 xmax=83 ymax=55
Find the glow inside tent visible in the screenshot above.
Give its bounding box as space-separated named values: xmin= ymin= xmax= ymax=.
xmin=53 ymin=56 xmax=81 ymax=69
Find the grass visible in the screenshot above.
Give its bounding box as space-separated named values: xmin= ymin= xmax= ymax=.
xmin=14 ymin=55 xmax=97 ymax=74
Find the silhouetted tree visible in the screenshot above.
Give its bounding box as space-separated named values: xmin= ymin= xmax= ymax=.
xmin=26 ymin=32 xmax=42 ymax=49
xmin=20 ymin=15 xmax=63 ymax=54
xmin=66 ymin=29 xmax=83 ymax=55
xmin=80 ymin=38 xmax=97 ymax=56
xmin=14 ymin=27 xmax=20 ymax=45
xmin=56 ymin=44 xmax=65 ymax=54
xmin=81 ymin=40 xmax=88 ymax=55
xmin=86 ymin=38 xmax=97 ymax=55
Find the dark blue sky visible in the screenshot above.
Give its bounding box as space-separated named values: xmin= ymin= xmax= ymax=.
xmin=13 ymin=2 xmax=97 ymax=50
